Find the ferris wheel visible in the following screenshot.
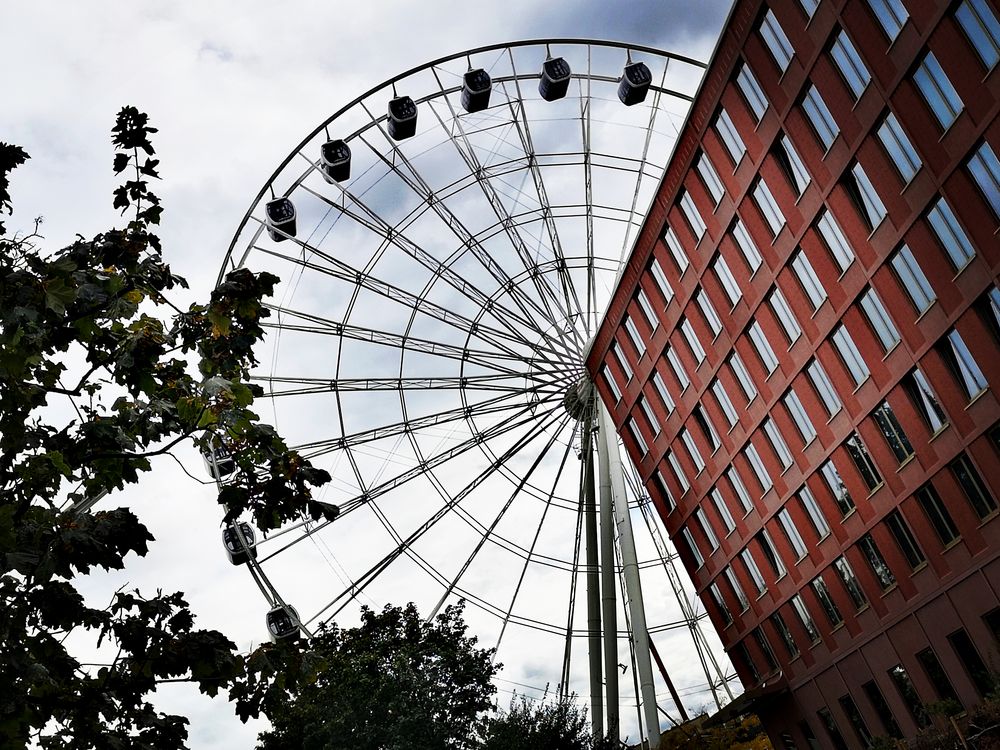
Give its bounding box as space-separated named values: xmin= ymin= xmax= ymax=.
xmin=216 ymin=39 xmax=736 ymax=746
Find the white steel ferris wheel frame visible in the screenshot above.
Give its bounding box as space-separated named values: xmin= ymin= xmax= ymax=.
xmin=217 ymin=38 xmax=735 ymax=747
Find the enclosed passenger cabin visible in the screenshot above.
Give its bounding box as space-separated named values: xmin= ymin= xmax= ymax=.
xmin=387 ymin=96 xmax=417 ymax=140
xmin=539 ymin=57 xmax=571 ymax=101
xmin=461 ymin=68 xmax=492 ymax=113
xmin=320 ymin=139 xmax=351 ymax=183
xmin=266 ymin=604 xmax=300 ymax=642
xmin=617 ymin=61 xmax=652 ymax=106
xmin=201 ymin=438 xmax=236 ymax=480
xmin=265 ymin=197 xmax=297 ymax=242
xmin=222 ymin=522 xmax=257 ymax=565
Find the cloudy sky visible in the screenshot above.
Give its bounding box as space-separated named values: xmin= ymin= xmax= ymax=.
xmin=3 ymin=1 xmax=735 ymax=747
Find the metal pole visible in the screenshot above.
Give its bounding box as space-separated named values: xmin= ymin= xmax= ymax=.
xmin=582 ymin=403 xmax=604 ymax=737
xmin=650 ymin=638 xmax=689 ymax=722
xmin=599 ymin=402 xmax=661 ymax=749
xmin=596 ymin=411 xmax=620 ymax=741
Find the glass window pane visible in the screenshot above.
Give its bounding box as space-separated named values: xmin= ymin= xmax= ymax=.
xmin=968 ymin=141 xmax=1000 ymax=218
xmin=859 ymin=533 xmax=896 ymax=590
xmin=636 ymin=289 xmax=658 ymax=331
xmin=602 ymin=365 xmax=622 ymax=402
xmin=802 ymin=84 xmax=839 ymax=150
xmin=845 ymin=161 xmax=888 ymax=231
xmin=792 ymin=593 xmax=821 ymax=643
xmin=711 ymin=487 xmax=736 ymax=534
xmin=877 ymin=113 xmax=921 ymax=183
xmin=951 ymin=454 xmax=998 ymax=519
xmin=728 ymin=466 xmax=754 ymax=515
xmin=696 ymin=288 xmax=723 ymax=336
xmin=956 ymin=0 xmax=1000 ymax=70
xmin=833 ymin=555 xmax=868 ymax=609
xmin=745 ymin=442 xmax=774 ymax=493
xmin=867 ymin=0 xmax=909 ymax=40
xmin=754 ymin=178 xmax=786 ymax=236
xmin=663 ymin=225 xmax=689 ymax=272
xmin=913 ymin=52 xmax=964 ymax=129
xmin=628 ymin=418 xmax=648 ymax=454
xmin=652 ymin=370 xmax=676 ymax=414
xmin=791 ymin=249 xmax=827 ymax=310
xmin=778 ymin=507 xmax=808 ymax=559
xmin=800 ymin=485 xmax=831 ymax=538
xmin=941 ymin=328 xmax=988 ymax=399
xmin=807 ymin=358 xmax=842 ymax=416
xmin=682 ymin=526 xmax=704 ymax=568
xmin=680 ymin=317 xmax=707 ymax=364
xmin=712 ymin=378 xmax=739 ymax=428
xmin=821 ymin=459 xmax=855 ymax=515
xmin=667 ymin=449 xmax=689 ymax=494
xmin=649 ymin=257 xmax=675 ymax=303
xmin=889 ymin=664 xmax=930 ymax=727
xmin=816 ymin=209 xmax=855 ymax=271
xmin=716 ymin=107 xmax=747 ymax=164
xmin=830 ymin=30 xmax=871 ymax=100
xmin=730 ymin=351 xmax=758 ymax=402
xmin=666 ymin=346 xmax=689 ymax=390
xmin=784 ymin=388 xmax=817 ymax=443
xmin=679 ymin=191 xmax=707 ymax=240
xmin=885 ymin=510 xmax=926 ymax=569
xmin=770 ymin=287 xmax=802 ymax=344
xmin=749 ymin=319 xmax=780 ymax=373
xmin=872 ymin=400 xmax=914 ymax=463
xmin=814 ymin=575 xmax=843 ymax=625
xmin=612 ymin=342 xmax=633 ymax=381
xmin=927 ymin=197 xmax=976 ymax=270
xmin=713 ymin=254 xmax=742 ymax=306
xmin=915 ymin=482 xmax=960 ymax=546
xmin=726 ymin=565 xmax=750 ymax=611
xmin=764 ymin=416 xmax=795 ymax=470
xmin=697 ymin=151 xmax=726 ymax=205
xmin=760 ymin=9 xmax=795 ymax=71
xmin=736 ymin=62 xmax=768 ymax=122
xmin=845 ymin=431 xmax=883 ymax=491
xmin=831 ymin=325 xmax=870 ymax=386
xmin=890 ymin=245 xmax=935 ymax=313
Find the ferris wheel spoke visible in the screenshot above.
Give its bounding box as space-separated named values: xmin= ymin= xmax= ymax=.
xmin=578 ymin=50 xmax=597 ymax=337
xmin=559 ymin=480 xmax=586 ymax=699
xmin=252 ymin=373 xmax=554 ymax=397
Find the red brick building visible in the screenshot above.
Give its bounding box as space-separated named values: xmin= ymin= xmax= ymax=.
xmin=585 ymin=0 xmax=1000 ymax=746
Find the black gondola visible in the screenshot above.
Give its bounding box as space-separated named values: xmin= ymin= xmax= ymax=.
xmin=387 ymin=95 xmax=417 ymax=140
xmin=222 ymin=522 xmax=257 ymax=565
xmin=266 ymin=604 xmax=300 ymax=642
xmin=201 ymin=438 xmax=236 ymax=480
xmin=320 ymin=139 xmax=351 ymax=183
xmin=265 ymin=197 xmax=297 ymax=242
xmin=461 ymin=68 xmax=492 ymax=113
xmin=539 ymin=57 xmax=571 ymax=101
xmin=618 ymin=61 xmax=652 ymax=106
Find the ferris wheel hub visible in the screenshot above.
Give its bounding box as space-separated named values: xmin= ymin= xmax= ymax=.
xmin=562 ymin=377 xmax=594 ymax=421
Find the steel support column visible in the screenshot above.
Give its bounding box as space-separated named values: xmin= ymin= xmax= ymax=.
xmin=581 ymin=402 xmax=604 ymax=737
xmin=595 ymin=409 xmax=619 ymax=741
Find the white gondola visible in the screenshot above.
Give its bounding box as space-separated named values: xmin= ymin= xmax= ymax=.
xmin=539 ymin=57 xmax=571 ymax=101
xmin=320 ymin=139 xmax=351 ymax=183
xmin=618 ymin=60 xmax=651 ymax=106
xmin=387 ymin=96 xmax=417 ymax=140
xmin=265 ymin=197 xmax=296 ymax=242
xmin=222 ymin=522 xmax=257 ymax=565
xmin=201 ymin=438 xmax=236 ymax=480
xmin=266 ymin=604 xmax=300 ymax=642
xmin=461 ymin=68 xmax=492 ymax=113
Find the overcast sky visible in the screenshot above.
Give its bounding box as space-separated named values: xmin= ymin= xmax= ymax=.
xmin=2 ymin=1 xmax=735 ymax=748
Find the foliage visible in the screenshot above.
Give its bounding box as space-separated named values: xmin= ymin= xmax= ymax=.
xmin=0 ymin=108 xmax=331 ymax=748
xmin=659 ymin=713 xmax=772 ymax=750
xmin=478 ymin=690 xmax=624 ymax=750
xmin=254 ymin=601 xmax=498 ymax=750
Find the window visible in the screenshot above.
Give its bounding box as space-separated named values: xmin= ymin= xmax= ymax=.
xmin=709 ymin=582 xmax=733 ymax=626
xmin=807 ymin=359 xmax=842 ymax=417
xmin=711 ymin=488 xmax=736 ymax=534
xmin=726 ymin=565 xmax=750 ymax=611
xmin=652 ymin=370 xmax=676 ymax=414
xmin=728 ymin=466 xmax=754 ymax=515
xmin=758 ymin=529 xmax=787 ymax=578
xmin=696 ymin=288 xmax=723 ymax=337
xmin=839 ymin=694 xmax=873 ymax=747
xmin=940 ymin=328 xmax=988 ymax=400
xmin=858 ymin=534 xmax=896 ymax=590
xmin=877 ymin=113 xmax=921 ymax=184
xmin=764 ymin=417 xmax=794 ymax=470
xmin=889 ymin=664 xmax=930 ymax=727
xmin=652 ymin=469 xmax=676 ymax=512
xmin=845 ymin=431 xmax=882 ymax=491
xmin=769 ymin=288 xmax=801 ymax=345
xmin=663 ymin=225 xmax=689 ymax=272
xmin=715 ymin=108 xmax=747 ymax=164
xmin=628 ymin=418 xmax=648 ymax=455
xmin=915 ymin=482 xmax=960 ymax=546
xmin=867 ymin=0 xmax=908 ymax=40
xmin=821 ymin=459 xmax=855 ymax=515
xmin=792 ymin=593 xmax=821 ymax=643
xmin=885 ymin=510 xmax=925 ymax=569
xmin=890 ymin=245 xmax=935 ymax=314
xmin=830 ymin=30 xmax=871 ymax=100
xmin=602 ymin=365 xmax=622 ymax=403
xmin=681 ymin=526 xmax=704 ymax=568
xmin=624 ymin=315 xmax=644 ymax=354
xmin=731 ymin=218 xmax=764 ymax=272
xmin=760 ymin=9 xmax=795 ymax=72
xmin=666 ymin=449 xmax=689 ymax=494
xmin=859 ymin=287 xmax=899 ymax=352
xmin=736 ymin=62 xmax=768 ymax=122
xmin=649 ymin=257 xmax=674 ymax=303
xmin=742 ymin=548 xmax=767 ymax=595
xmin=774 ymin=134 xmax=811 ymax=197
xmin=927 ymin=197 xmax=975 ymax=271
xmin=736 ymin=642 xmax=761 ymax=684
xmin=956 ymin=0 xmax=1000 ymax=70
xmin=949 ymin=629 xmax=994 ymax=696
xmin=778 ymin=507 xmax=808 ymax=559
xmin=833 ymin=556 xmax=868 ymax=609
xmin=844 ymin=162 xmax=888 ymax=231
xmin=693 ymin=405 xmax=721 ymax=452
xmin=913 ymin=53 xmax=964 ymax=129
xmin=986 ymin=608 xmax=1000 ymax=648
xmin=679 ymin=191 xmax=707 ymax=241
xmin=791 ymin=249 xmax=827 ymax=311
xmin=753 ymin=178 xmax=786 ymax=237
xmin=984 ymin=285 xmax=1000 ymax=339
xmin=636 ymin=289 xmax=658 ymax=331
xmin=968 ymin=141 xmax=1000 ymax=218
xmin=813 ymin=575 xmax=843 ymax=626
xmin=713 ymin=254 xmax=742 ymax=307
xmin=612 ymin=342 xmax=633 ymax=381
xmin=697 ymin=152 xmax=726 ymax=206
xmin=748 ymin=320 xmax=780 ymax=374
xmin=863 ymin=681 xmax=903 ymax=739
xmin=753 ymin=627 xmax=779 ymax=673
xmin=951 ymin=453 xmax=998 ymax=519
xmin=872 ymin=400 xmax=913 ymax=463
xmin=772 ymin=612 xmax=799 ymax=658
xmin=800 ymin=485 xmax=831 ymax=538
xmin=666 ymin=346 xmax=689 ymax=391
xmin=730 ymin=352 xmax=758 ymax=402
xmin=680 ymin=428 xmax=705 ymax=473
xmin=831 ymin=325 xmax=870 ymax=386
xmin=680 ymin=317 xmax=707 ymax=364
xmin=916 ymin=647 xmax=962 ymax=706
xmin=639 ymin=396 xmax=660 ymax=437
xmin=802 ymin=85 xmax=839 ymax=150
xmin=799 ymin=0 xmax=819 ymax=18
xmin=745 ymin=443 xmax=774 ymax=494
xmin=816 ymin=210 xmax=855 ymax=272
xmin=817 ymin=708 xmax=849 ymax=750
xmin=695 ymin=508 xmax=719 ymax=552
xmin=784 ymin=388 xmax=817 ymax=444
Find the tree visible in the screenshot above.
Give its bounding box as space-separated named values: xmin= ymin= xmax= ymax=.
xmin=478 ymin=691 xmax=623 ymax=750
xmin=0 ymin=108 xmax=333 ymax=748
xmin=255 ymin=601 xmax=498 ymax=750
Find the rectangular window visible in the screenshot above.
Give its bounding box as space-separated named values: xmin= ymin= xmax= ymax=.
xmin=636 ymin=289 xmax=658 ymax=331
xmin=681 ymin=526 xmax=704 ymax=568
xmin=778 ymin=507 xmax=808 ymax=559
xmin=807 ymin=358 xmax=842 ymax=417
xmin=839 ymin=694 xmax=873 ymax=747
xmin=624 ymin=315 xmax=644 ymax=355
xmin=833 ymin=555 xmax=868 ymax=609
xmin=652 ymin=469 xmax=676 ymax=512
xmin=639 ymin=396 xmax=660 ymax=437
xmin=649 ymin=257 xmax=674 ymax=303
xmin=651 ymin=370 xmax=676 ymax=414
xmin=956 ymin=0 xmax=1000 ymax=70
xmin=713 ymin=254 xmax=742 ymax=307
xmin=679 ymin=191 xmax=707 ymax=240
xmin=709 ymin=582 xmax=732 ymax=626
xmin=845 ymin=162 xmax=888 ymax=231
xmin=715 ymin=107 xmax=747 ymax=164
xmin=666 ymin=449 xmax=690 ymax=494
xmin=749 ymin=320 xmax=780 ymax=374
xmin=859 ymin=533 xmax=896 ymax=590
xmin=731 ymin=218 xmax=764 ymax=272
xmin=696 ymin=288 xmax=723 ymax=337
xmin=968 ymin=141 xmax=1000 ymax=218
xmin=666 ymin=346 xmax=689 ymax=391
xmin=792 ymin=593 xmax=821 ymax=643
xmin=916 ymin=647 xmax=961 ymax=706
xmin=872 ymin=400 xmax=913 ymax=463
xmin=818 ymin=708 xmax=849 ymax=750
xmin=867 ymin=0 xmax=908 ymax=40
xmin=728 ymin=466 xmax=754 ymax=515
xmin=948 ymin=629 xmax=994 ymax=696
xmin=877 ymin=113 xmax=921 ymax=183
xmin=695 ymin=507 xmax=719 ymax=552
xmin=984 ymin=285 xmax=1000 ymax=339
xmin=711 ymin=487 xmax=736 ymax=534
xmin=821 ymin=459 xmax=855 ymax=515
xmin=889 ymin=664 xmax=930 ymax=727
xmin=663 ymin=225 xmax=689 ymax=272
xmin=745 ymin=442 xmax=774 ymax=493
xmin=712 ymin=378 xmax=739 ymax=428
xmin=753 ymin=626 xmax=779 ymax=673
xmin=914 ymin=52 xmax=964 ymax=129
xmin=680 ymin=317 xmax=707 ymax=365
xmin=863 ymin=680 xmax=903 ymax=739
xmin=736 ymin=62 xmax=768 ymax=122
xmin=759 ymin=529 xmax=787 ymax=578
xmin=831 ymin=325 xmax=869 ymax=386
xmin=602 ymin=365 xmax=623 ymax=403
xmin=915 ymin=482 xmax=960 ymax=546
xmin=693 ymin=405 xmax=721 ymax=452
xmin=784 ymin=388 xmax=817 ymax=444
xmin=774 ymin=134 xmax=811 ymax=197
xmin=764 ymin=417 xmax=795 ymax=470
xmin=628 ymin=418 xmax=648 ymax=455
xmin=902 ymin=370 xmax=947 ymax=434
xmin=680 ymin=427 xmax=706 ymax=473
xmin=770 ymin=287 xmax=802 ymax=344
xmin=799 ymin=0 xmax=819 ymax=18
xmin=772 ymin=611 xmax=799 ymax=658
xmin=742 ymin=548 xmax=767 ymax=594
xmin=754 ymin=178 xmax=786 ymax=237
xmin=697 ymin=151 xmax=726 ymax=206
xmin=800 ymin=485 xmax=831 ymax=538
xmin=760 ymin=9 xmax=795 ymax=72
xmin=830 ymin=30 xmax=871 ymax=100
xmin=612 ymin=342 xmax=633 ymax=382
xmin=885 ymin=510 xmax=926 ymax=569
xmin=730 ymin=351 xmax=758 ymax=402
xmin=927 ymin=197 xmax=975 ymax=271
xmin=813 ymin=575 xmax=844 ymax=626
xmin=951 ymin=453 xmax=998 ymax=519
xmin=890 ymin=245 xmax=935 ymax=313
xmin=736 ymin=642 xmax=761 ymax=684
xmin=726 ymin=565 xmax=750 ymax=611
xmin=791 ymin=249 xmax=827 ymax=311
xmin=802 ymin=84 xmax=839 ymax=150
xmin=816 ymin=210 xmax=855 ymax=272
xmin=940 ymin=328 xmax=988 ymax=400
xmin=845 ymin=431 xmax=883 ymax=491
xmin=859 ymin=286 xmax=899 ymax=351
